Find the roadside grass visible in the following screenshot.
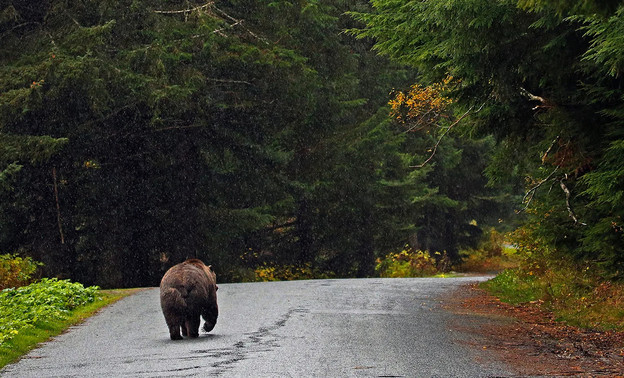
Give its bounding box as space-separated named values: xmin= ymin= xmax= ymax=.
xmin=0 ymin=288 xmax=141 ymax=369
xmin=480 ymin=225 xmax=624 ymax=332
xmin=482 ymin=268 xmax=624 ymax=331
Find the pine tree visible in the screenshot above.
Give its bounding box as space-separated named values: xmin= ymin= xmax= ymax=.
xmin=352 ymin=0 xmax=624 ymax=277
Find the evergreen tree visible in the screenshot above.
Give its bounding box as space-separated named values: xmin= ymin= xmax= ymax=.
xmin=1 ymin=0 xmax=419 ymax=284
xmin=352 ymin=0 xmax=624 ymax=276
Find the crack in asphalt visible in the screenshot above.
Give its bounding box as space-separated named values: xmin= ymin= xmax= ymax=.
xmin=191 ymin=307 xmax=309 ymax=376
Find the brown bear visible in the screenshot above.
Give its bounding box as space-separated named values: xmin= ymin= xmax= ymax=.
xmin=159 ymin=258 xmax=218 ymax=340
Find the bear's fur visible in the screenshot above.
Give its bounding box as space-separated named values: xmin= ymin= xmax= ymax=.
xmin=159 ymin=258 xmax=218 ymax=340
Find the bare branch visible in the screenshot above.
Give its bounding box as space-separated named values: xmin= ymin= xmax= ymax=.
xmin=401 ymin=108 xmax=444 ymax=134
xmin=154 ymin=2 xmax=214 ymax=15
xmin=410 ymin=103 xmax=485 ymax=168
xmin=559 ymin=178 xmax=587 ymax=226
xmin=522 ymin=165 xmax=560 ymax=208
xmin=154 ymin=2 xmax=268 ymax=43
xmin=542 ymin=135 xmax=560 ymax=164
xmin=206 ymin=77 xmax=252 ymax=85
xmin=211 ymin=6 xmax=269 ymax=44
xmin=520 ymin=87 xmax=554 ymax=110
xmin=519 ymin=169 xmax=587 ymax=226
xmin=153 ymin=125 xmax=204 ymax=132
xmin=0 ymin=21 xmax=40 ymax=38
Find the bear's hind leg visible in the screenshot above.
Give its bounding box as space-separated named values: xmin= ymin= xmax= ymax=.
xmin=165 ymin=315 xmax=184 ymax=340
xmin=168 ymin=324 xmax=183 ymax=340
xmin=185 ymin=315 xmax=201 ymax=338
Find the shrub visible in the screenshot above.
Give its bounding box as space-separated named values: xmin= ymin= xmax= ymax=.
xmin=0 ymin=278 xmax=99 ymax=346
xmin=456 ymin=228 xmax=520 ymax=273
xmin=0 ymin=254 xmax=43 ymax=290
xmin=483 ymin=224 xmax=624 ymax=330
xmin=254 ymin=263 xmax=333 ymax=281
xmin=375 ymin=247 xmax=446 ymax=278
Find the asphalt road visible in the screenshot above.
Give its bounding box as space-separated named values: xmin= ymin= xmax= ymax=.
xmin=1 ymin=277 xmax=513 ymax=377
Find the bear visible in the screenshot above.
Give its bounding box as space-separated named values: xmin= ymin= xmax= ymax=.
xmin=159 ymin=258 xmax=218 ymax=340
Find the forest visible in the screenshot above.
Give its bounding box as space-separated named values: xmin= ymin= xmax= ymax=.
xmin=1 ymin=0 xmax=622 ymax=289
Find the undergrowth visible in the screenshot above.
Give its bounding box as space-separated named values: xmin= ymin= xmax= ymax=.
xmin=0 ymin=278 xmax=99 ymax=346
xmin=456 ymin=228 xmax=520 ymax=273
xmin=0 ymin=254 xmax=43 ymax=290
xmin=253 ymin=263 xmax=335 ymax=281
xmin=483 ymin=226 xmax=624 ymax=331
xmin=0 ymin=281 xmax=137 ymax=369
xmin=375 ymin=247 xmax=450 ymax=278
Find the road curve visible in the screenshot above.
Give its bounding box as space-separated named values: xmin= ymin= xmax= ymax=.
xmin=1 ymin=277 xmax=512 ymax=377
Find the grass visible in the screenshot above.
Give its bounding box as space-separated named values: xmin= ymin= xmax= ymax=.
xmin=481 ymin=269 xmax=542 ymax=304
xmin=0 ymin=288 xmax=142 ymax=369
xmin=482 ymin=268 xmax=624 ymax=331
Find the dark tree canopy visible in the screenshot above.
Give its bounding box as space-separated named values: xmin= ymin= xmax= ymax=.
xmin=352 ymin=0 xmax=624 ymax=277
xmin=1 ymin=0 xmax=514 ymax=286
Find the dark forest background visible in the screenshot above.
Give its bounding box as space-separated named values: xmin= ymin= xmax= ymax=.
xmin=1 ymin=0 xmax=622 ymax=288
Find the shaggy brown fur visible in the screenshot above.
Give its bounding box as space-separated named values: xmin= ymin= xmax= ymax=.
xmin=159 ymin=258 xmax=218 ymax=340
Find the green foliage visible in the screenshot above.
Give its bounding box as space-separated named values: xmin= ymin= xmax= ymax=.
xmin=0 ymin=254 xmax=43 ymax=290
xmin=580 ymin=139 xmax=624 ymax=274
xmin=0 ymin=0 xmax=527 ymax=285
xmin=375 ymin=247 xmax=448 ymax=278
xmin=576 ymin=7 xmax=624 ymax=77
xmin=0 ymin=278 xmax=99 ymax=346
xmin=482 ymin=269 xmax=543 ymax=304
xmin=253 ymin=263 xmax=334 ymax=281
xmin=518 ymin=0 xmax=622 ymax=17
xmin=0 ymin=288 xmax=136 ymax=369
xmin=0 ymin=0 xmax=420 ymax=285
xmin=457 ymin=228 xmax=520 ymax=273
xmin=482 ymin=224 xmax=574 ymax=304
xmin=352 ymin=0 xmax=624 ymax=278
xmin=484 ymin=220 xmax=624 ymax=330
xmin=484 ymin=266 xmax=624 ymax=331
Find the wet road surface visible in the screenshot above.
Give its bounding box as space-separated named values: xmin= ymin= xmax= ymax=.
xmin=1 ymin=277 xmax=513 ymax=377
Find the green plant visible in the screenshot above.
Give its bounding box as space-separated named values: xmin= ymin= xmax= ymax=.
xmin=375 ymin=247 xmax=445 ymax=278
xmin=0 ymin=278 xmax=99 ymax=346
xmin=253 ymin=263 xmax=334 ymax=281
xmin=0 ymin=288 xmax=138 ymax=369
xmin=481 ymin=269 xmax=543 ymax=304
xmin=483 ymin=224 xmax=624 ymax=330
xmin=0 ymin=254 xmax=43 ymax=290
xmin=456 ymin=228 xmax=520 ymax=273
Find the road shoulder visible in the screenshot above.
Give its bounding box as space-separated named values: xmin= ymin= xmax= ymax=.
xmin=445 ymin=283 xmax=624 ymax=376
